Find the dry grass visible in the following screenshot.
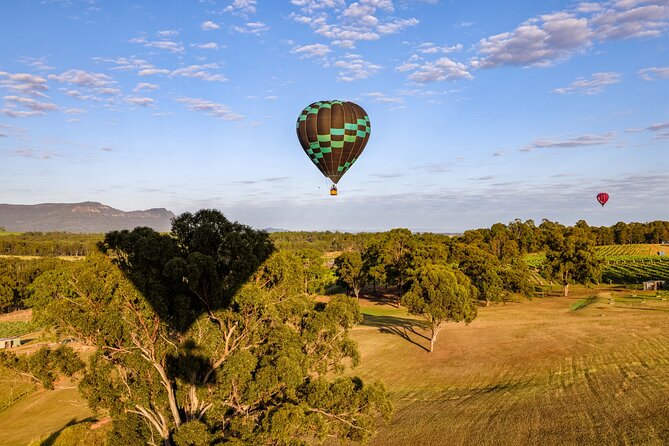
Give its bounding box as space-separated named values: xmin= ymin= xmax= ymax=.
xmin=0 ymin=255 xmax=84 ymax=261
xmin=0 ymin=377 xmax=94 ymax=446
xmin=351 ymin=287 xmax=669 ymax=445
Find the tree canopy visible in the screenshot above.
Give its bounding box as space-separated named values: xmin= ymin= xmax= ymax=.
xmin=30 ymin=209 xmax=391 ymax=445
xmin=401 ymin=264 xmax=478 ymax=352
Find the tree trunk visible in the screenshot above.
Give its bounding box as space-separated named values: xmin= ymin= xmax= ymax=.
xmin=485 ymin=298 xmax=490 ymax=307
xmin=429 ymin=324 xmax=441 ymax=353
xmin=564 ymin=283 xmax=569 ymax=297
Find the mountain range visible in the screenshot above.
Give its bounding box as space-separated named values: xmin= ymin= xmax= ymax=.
xmin=0 ymin=202 xmax=174 ymax=233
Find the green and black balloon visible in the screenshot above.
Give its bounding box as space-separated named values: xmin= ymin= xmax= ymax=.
xmin=296 ymin=100 xmax=370 ymax=185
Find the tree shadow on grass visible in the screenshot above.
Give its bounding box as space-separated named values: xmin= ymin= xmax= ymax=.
xmin=39 ymin=417 xmax=97 ymax=446
xmin=362 ymin=313 xmax=430 ymax=352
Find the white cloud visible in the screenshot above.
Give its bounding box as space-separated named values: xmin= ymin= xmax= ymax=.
xmin=125 ymin=96 xmax=155 ymax=107
xmin=138 ymin=68 xmax=171 ymax=76
xmin=18 ymin=57 xmax=54 ymax=71
xmin=1 ymin=109 xmax=44 ymax=118
xmin=231 ymin=21 xmax=269 ymax=34
xmin=130 ymin=36 xmax=185 ymax=53
xmin=638 ymin=66 xmax=669 ymax=80
xmin=522 ymin=132 xmax=615 ymax=151
xmin=290 ymin=43 xmax=331 ymax=58
xmin=177 ymin=97 xmax=244 ymax=120
xmin=361 ymin=92 xmax=403 ymax=103
xmin=63 ymin=107 xmax=86 ymax=114
xmin=171 ymin=64 xmax=227 ymax=82
xmin=94 ymin=56 xmax=155 ymax=71
xmin=133 ymin=82 xmax=160 ymax=92
xmin=11 ymin=148 xmax=60 ymax=159
xmin=49 ymin=69 xmax=116 ymax=89
xmin=201 ymin=20 xmax=221 ymax=30
xmin=246 ymin=95 xmax=279 ymax=100
xmin=472 ymin=1 xmax=668 ymax=69
xmin=473 ymin=14 xmax=593 ymax=68
xmin=406 ymin=57 xmax=472 ymax=83
xmin=291 ymin=0 xmax=418 ymax=48
xmin=224 ymin=0 xmax=257 ymax=15
xmin=192 ymin=42 xmax=220 ymax=50
xmin=333 ymin=53 xmax=382 ymax=81
xmin=417 ymin=42 xmax=463 ymax=54
xmin=552 ymin=71 xmax=622 ymax=95
xmin=0 ymin=72 xmax=49 ymax=97
xmin=3 ymin=95 xmax=58 ymax=113
xmin=157 ymin=29 xmax=179 ymax=37
xmin=591 ymin=3 xmax=669 ymax=40
xmin=641 ymin=120 xmax=669 ymax=139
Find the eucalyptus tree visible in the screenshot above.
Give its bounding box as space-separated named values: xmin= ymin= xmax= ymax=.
xmin=30 ymin=210 xmax=391 ymax=445
xmin=402 ymin=264 xmax=477 ymax=353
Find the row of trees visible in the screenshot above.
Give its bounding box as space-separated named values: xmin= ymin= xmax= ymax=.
xmin=0 ymin=257 xmax=67 ymax=312
xmin=333 ymin=229 xmax=533 ymax=305
xmin=0 ymin=232 xmax=99 ymax=256
xmin=462 ymin=219 xmax=669 ymax=254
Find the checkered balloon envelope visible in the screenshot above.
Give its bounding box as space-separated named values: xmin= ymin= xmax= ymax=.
xmin=296 ymin=100 xmax=371 ymax=190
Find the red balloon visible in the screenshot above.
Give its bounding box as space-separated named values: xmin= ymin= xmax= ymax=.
xmin=597 ymin=192 xmax=609 ymax=207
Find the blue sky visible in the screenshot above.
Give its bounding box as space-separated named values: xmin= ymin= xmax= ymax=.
xmin=0 ymin=0 xmax=667 ymax=232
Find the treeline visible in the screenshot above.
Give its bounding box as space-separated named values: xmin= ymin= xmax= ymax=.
xmin=271 ymin=220 xmax=669 ymax=258
xmin=331 ymin=229 xmax=533 ymax=307
xmin=0 ymin=232 xmax=101 ymax=256
xmin=0 ymin=257 xmax=68 ymax=312
xmin=460 ymin=219 xmax=669 ymax=253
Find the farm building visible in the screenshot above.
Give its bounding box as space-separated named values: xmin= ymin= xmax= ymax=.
xmin=0 ymin=336 xmax=21 ymax=349
xmin=643 ymin=280 xmax=665 ymax=291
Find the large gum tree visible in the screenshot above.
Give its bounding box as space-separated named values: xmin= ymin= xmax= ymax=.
xmin=30 ymin=210 xmax=391 ymax=446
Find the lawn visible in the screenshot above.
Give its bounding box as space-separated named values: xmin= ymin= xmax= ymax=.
xmin=351 ymin=287 xmax=669 ymax=445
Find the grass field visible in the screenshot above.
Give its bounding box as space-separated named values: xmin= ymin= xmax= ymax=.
xmin=2 ymin=286 xmax=669 ymax=445
xmin=349 ymin=287 xmax=669 ymax=445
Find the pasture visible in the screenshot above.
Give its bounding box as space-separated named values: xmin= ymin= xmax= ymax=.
xmin=1 ymin=287 xmax=669 ymax=445
xmin=350 ymin=287 xmax=669 ymax=445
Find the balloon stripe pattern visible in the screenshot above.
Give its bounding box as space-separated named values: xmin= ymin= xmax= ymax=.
xmin=296 ymin=100 xmax=370 ymax=184
xmin=597 ymin=192 xmax=609 ymax=207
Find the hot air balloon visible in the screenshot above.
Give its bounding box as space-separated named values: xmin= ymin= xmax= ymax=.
xmin=597 ymin=192 xmax=609 ymax=207
xmin=296 ymin=100 xmax=370 ymax=195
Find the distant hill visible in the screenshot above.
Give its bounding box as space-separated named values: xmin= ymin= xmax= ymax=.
xmin=0 ymin=201 xmax=175 ymax=233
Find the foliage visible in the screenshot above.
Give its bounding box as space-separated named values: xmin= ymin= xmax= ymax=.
xmin=401 ymin=264 xmax=477 ymax=352
xmin=0 ymin=256 xmax=67 ymax=312
xmin=0 ymin=232 xmax=99 ymax=256
xmin=542 ymin=228 xmax=603 ymax=296
xmin=294 ymin=248 xmax=335 ymax=294
xmin=334 ymin=251 xmax=367 ymax=298
xmin=0 ymin=345 xmax=84 ymax=390
xmin=31 ymin=209 xmax=391 ymax=445
xmin=0 ymin=320 xmax=38 ymax=338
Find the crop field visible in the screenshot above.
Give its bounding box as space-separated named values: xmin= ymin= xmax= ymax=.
xmin=526 ymin=245 xmax=669 ymax=285
xmin=602 ymin=259 xmax=669 ymax=283
xmin=596 ymin=244 xmax=668 ymax=257
xmin=349 ymin=288 xmax=669 ymax=445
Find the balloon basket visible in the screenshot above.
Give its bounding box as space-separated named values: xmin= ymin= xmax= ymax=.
xmin=330 ymin=186 xmax=338 ymax=196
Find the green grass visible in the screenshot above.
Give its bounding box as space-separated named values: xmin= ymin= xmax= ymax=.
xmin=570 ymin=295 xmax=597 ymax=311
xmin=0 ymin=321 xmax=38 ymax=338
xmin=0 ymin=232 xmax=22 ymax=237
xmin=0 ymin=376 xmax=94 ymax=446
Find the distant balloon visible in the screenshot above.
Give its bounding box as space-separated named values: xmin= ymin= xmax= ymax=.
xmin=597 ymin=192 xmax=609 ymax=207
xmin=296 ymin=100 xmax=370 ymax=195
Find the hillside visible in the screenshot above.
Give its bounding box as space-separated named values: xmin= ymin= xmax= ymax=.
xmin=0 ymin=202 xmax=174 ymax=233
